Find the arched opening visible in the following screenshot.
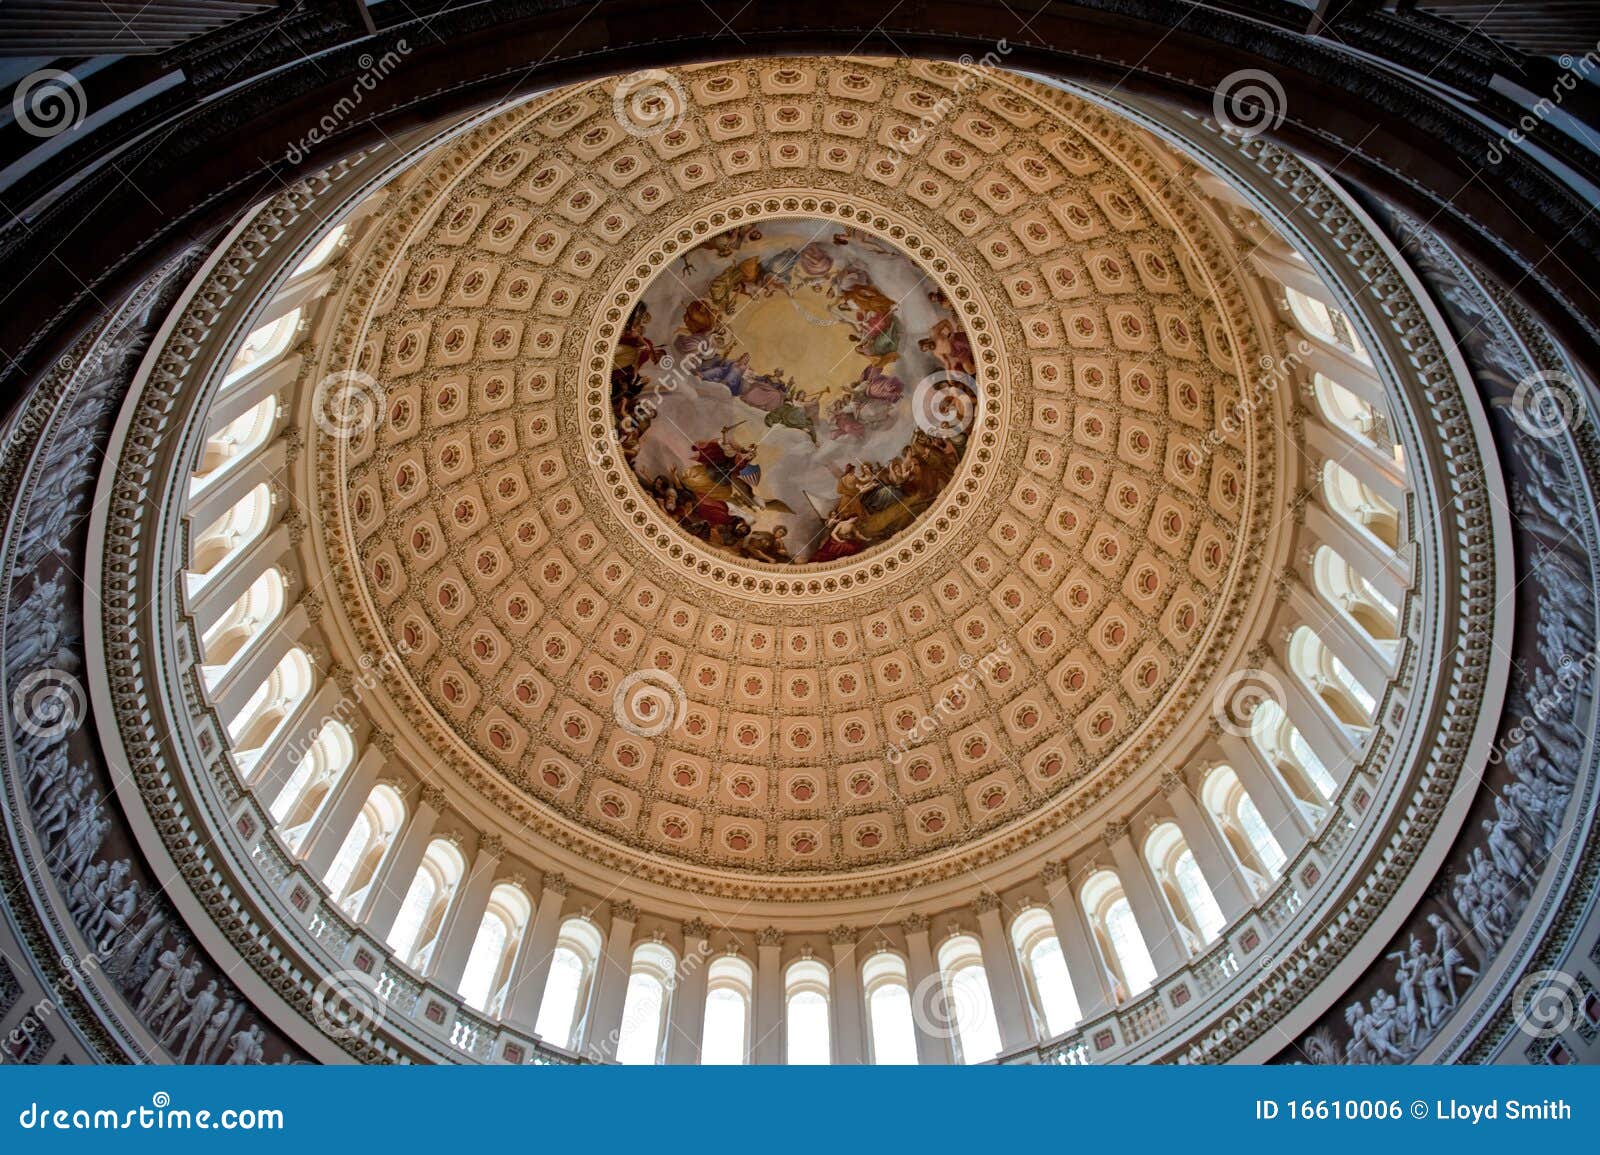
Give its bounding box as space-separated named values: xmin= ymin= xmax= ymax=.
xmin=1313 ymin=544 xmax=1400 ymax=650
xmin=1008 ymin=907 xmax=1082 ymax=1037
xmin=270 ymin=720 xmax=355 ymax=848
xmin=290 ymin=223 xmax=348 ymax=279
xmin=783 ymin=958 xmax=831 ymax=1065
xmin=322 ymin=782 xmax=405 ymax=913
xmin=935 ymin=934 xmax=1002 ymax=1064
xmin=1081 ymin=870 xmax=1157 ymax=1003
xmin=1289 ymin=625 xmax=1377 ymax=729
xmin=860 ymin=950 xmax=919 ymax=1064
xmin=1202 ymin=766 xmax=1289 ymax=889
xmin=534 ymin=916 xmax=604 ymax=1049
xmin=191 ymin=396 xmax=279 ymax=495
xmin=386 ymin=838 xmax=466 ymax=971
xmin=225 ymin=646 xmax=314 ymax=775
xmin=199 ymin=568 xmax=287 ymax=686
xmin=458 ymin=883 xmax=533 ymax=1016
xmin=1312 ymin=372 xmax=1402 ymax=469
xmin=615 ymin=942 xmax=676 ymax=1065
xmin=1249 ymin=699 xmax=1338 ymax=815
xmin=1143 ymin=823 xmax=1226 ymax=950
xmin=1286 ymin=285 xmax=1369 ymax=364
xmin=186 ymin=482 xmax=274 ymax=593
xmin=1322 ymin=459 xmax=1401 ymax=551
xmin=222 ymin=308 xmax=301 ymax=388
xmin=700 ymin=954 xmax=754 ymax=1065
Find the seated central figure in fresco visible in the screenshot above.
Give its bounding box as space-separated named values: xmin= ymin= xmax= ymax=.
xmin=611 ymin=217 xmax=977 ymax=565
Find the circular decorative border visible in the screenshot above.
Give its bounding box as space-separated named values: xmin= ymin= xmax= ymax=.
xmin=579 ymin=193 xmax=1008 ymax=599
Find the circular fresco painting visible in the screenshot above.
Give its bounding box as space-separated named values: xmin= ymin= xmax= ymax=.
xmin=611 ymin=217 xmax=978 ymax=565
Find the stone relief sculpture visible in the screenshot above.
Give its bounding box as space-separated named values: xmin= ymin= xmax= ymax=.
xmin=1292 ymin=210 xmax=1595 ymax=1064
xmin=0 ymin=250 xmax=291 ymax=1064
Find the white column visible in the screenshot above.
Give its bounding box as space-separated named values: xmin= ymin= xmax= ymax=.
xmin=1285 ymin=581 xmax=1393 ymax=702
xmin=1161 ymin=771 xmax=1254 ymax=922
xmin=1213 ymin=734 xmax=1314 ymax=858
xmin=974 ymin=896 xmax=1038 ymax=1053
xmin=1304 ymin=502 xmax=1410 ymax=607
xmin=428 ymin=836 xmax=504 ymax=991
xmin=665 ymin=920 xmax=710 ymax=1064
xmin=362 ymin=784 xmax=444 ymax=941
xmin=1105 ymin=822 xmax=1188 ymax=974
xmin=184 ymin=439 xmax=288 ymax=533
xmin=208 ymin=603 xmax=312 ymax=725
xmin=189 ymin=524 xmax=294 ymax=636
xmin=1041 ymin=865 xmax=1111 ymax=1021
xmin=247 ymin=678 xmax=340 ymax=804
xmin=752 ymin=929 xmax=784 ymax=1065
xmin=1304 ymin=418 xmax=1406 ymax=501
xmin=298 ymin=744 xmax=385 ymax=877
xmin=901 ymin=916 xmax=952 ymax=1064
xmin=827 ymin=927 xmax=865 ymax=1064
xmin=581 ymin=903 xmax=637 ymax=1060
xmin=505 ymin=876 xmax=569 ymax=1032
xmin=1268 ymin=650 xmax=1359 ymax=774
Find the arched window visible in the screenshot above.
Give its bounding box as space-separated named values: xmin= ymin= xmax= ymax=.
xmin=226 ymin=646 xmax=314 ymax=774
xmin=191 ymin=396 xmax=279 ymax=495
xmin=1322 ymin=459 xmax=1400 ymax=551
xmin=1289 ymin=625 xmax=1376 ymax=728
xmin=615 ymin=942 xmax=676 ymax=1065
xmin=187 ymin=483 xmax=274 ymax=593
xmin=386 ymin=838 xmax=465 ymax=970
xmin=1313 ymin=545 xmax=1400 ymax=650
xmin=1144 ymin=824 xmax=1225 ymax=950
xmin=784 ymin=958 xmax=832 ymax=1065
xmin=222 ymin=308 xmax=301 ymax=387
xmin=458 ymin=883 xmax=532 ymax=1016
xmin=535 ymin=917 xmax=604 ymax=1049
xmin=1286 ymin=286 xmax=1369 ymax=363
xmin=199 ymin=568 xmax=287 ymax=686
xmin=1008 ymin=908 xmax=1081 ymax=1037
xmin=322 ymin=783 xmax=405 ymax=911
xmin=1081 ymin=870 xmax=1157 ymax=1002
xmin=935 ymin=935 xmax=1002 ymax=1064
xmin=1312 ymin=373 xmax=1401 ymax=468
xmin=1202 ymin=766 xmax=1289 ymax=889
xmin=860 ymin=951 xmax=919 ymax=1064
xmin=270 ymin=720 xmax=355 ymax=847
xmin=290 ymin=224 xmax=347 ymax=279
xmin=700 ymin=955 xmax=754 ymax=1064
xmin=1249 ymin=699 xmax=1337 ymax=810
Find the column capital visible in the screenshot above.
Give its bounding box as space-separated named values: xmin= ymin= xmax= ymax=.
xmin=541 ymin=871 xmax=568 ymax=897
xmin=1038 ymin=860 xmax=1065 ymax=884
xmin=828 ymin=924 xmax=857 ymax=946
xmin=611 ymin=900 xmax=639 ymax=924
xmin=418 ymin=782 xmax=449 ymax=813
xmin=899 ymin=912 xmax=929 ymax=935
xmin=682 ymin=916 xmax=711 ymax=941
xmin=756 ymin=925 xmax=784 ymax=948
xmin=972 ymin=890 xmax=1002 ymax=916
xmin=1159 ymin=769 xmax=1186 ymax=796
xmin=1102 ymin=818 xmax=1130 ymax=846
xmin=477 ymin=833 xmax=506 ymax=861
